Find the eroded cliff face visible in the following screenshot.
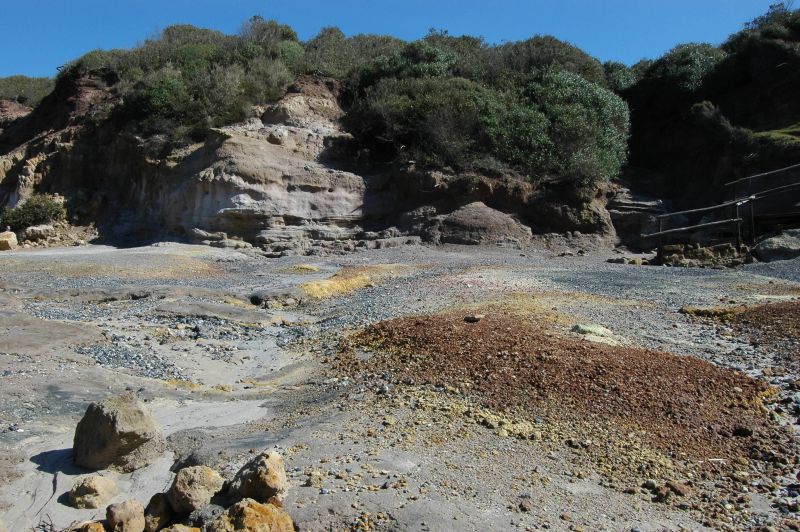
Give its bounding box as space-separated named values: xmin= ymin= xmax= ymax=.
xmin=0 ymin=73 xmax=617 ymax=254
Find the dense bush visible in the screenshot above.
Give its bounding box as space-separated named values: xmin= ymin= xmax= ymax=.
xmin=639 ymin=43 xmax=726 ymax=92
xmin=1 ymin=194 xmax=66 ymax=231
xmin=348 ymin=69 xmax=628 ymax=184
xmin=0 ymin=75 xmax=54 ymax=106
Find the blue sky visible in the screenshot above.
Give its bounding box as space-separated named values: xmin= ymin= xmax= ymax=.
xmin=0 ymin=0 xmax=782 ymax=78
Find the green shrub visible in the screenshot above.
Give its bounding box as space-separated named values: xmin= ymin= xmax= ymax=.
xmin=603 ymin=61 xmax=636 ymax=92
xmin=495 ymin=36 xmax=608 ymax=86
xmin=347 ymin=70 xmax=629 ymax=184
xmin=1 ymin=194 xmax=66 ymax=231
xmin=641 ymin=43 xmax=726 ymax=92
xmin=0 ymin=75 xmax=54 ymax=106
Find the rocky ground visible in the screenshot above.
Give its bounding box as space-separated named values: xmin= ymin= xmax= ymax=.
xmin=1 ymin=242 xmax=800 ymax=531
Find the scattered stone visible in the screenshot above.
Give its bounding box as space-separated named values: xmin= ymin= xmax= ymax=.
xmin=229 ymin=451 xmax=289 ymax=505
xmin=464 ymin=314 xmax=485 ymax=323
xmin=0 ymin=230 xmax=17 ymax=251
xmin=208 ymin=498 xmax=294 ymax=532
xmin=167 ymin=466 xmax=224 ymax=513
xmin=161 ymin=526 xmax=201 ymax=532
xmin=144 ymin=493 xmax=173 ymax=532
xmin=70 ymin=474 xmax=119 ymax=509
xmin=570 ymin=323 xmax=624 ymax=346
xmin=70 ymin=522 xmax=107 ymax=532
xmin=666 ymin=480 xmax=691 ymax=497
xmin=73 ymin=394 xmax=166 ymax=472
xmin=107 ymin=499 xmax=146 ymax=532
xmin=519 ymin=499 xmax=534 ymax=512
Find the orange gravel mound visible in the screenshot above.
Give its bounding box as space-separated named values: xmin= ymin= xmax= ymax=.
xmin=345 ymin=313 xmax=796 ymax=462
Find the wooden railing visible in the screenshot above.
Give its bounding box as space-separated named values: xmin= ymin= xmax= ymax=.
xmin=642 ymin=163 xmax=800 ymax=249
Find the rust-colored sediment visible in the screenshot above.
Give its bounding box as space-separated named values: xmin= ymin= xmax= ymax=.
xmin=344 ymin=312 xmax=794 ymax=462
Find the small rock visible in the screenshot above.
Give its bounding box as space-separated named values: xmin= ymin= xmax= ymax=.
xmin=107 ymin=499 xmax=146 ymax=532
xmin=70 ymin=475 xmax=119 ymax=509
xmin=519 ymin=500 xmax=534 ymax=512
xmin=167 ymin=466 xmax=224 ymax=513
xmin=207 ymin=498 xmax=294 ymax=532
xmin=144 ymin=493 xmax=172 ymax=532
xmin=666 ymin=480 xmax=691 ymax=497
xmin=464 ymin=314 xmax=485 ymax=323
xmin=229 ymin=451 xmax=289 ymax=505
xmin=161 ymin=526 xmax=201 ymax=532
xmin=71 ymin=522 xmax=107 ymax=532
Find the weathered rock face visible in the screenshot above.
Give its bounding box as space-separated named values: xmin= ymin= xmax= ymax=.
xmin=73 ymin=395 xmax=166 ymax=472
xmin=167 ymin=466 xmax=225 ymax=513
xmin=208 ymin=499 xmax=294 ymax=532
xmin=439 ymin=201 xmax=531 ymax=246
xmin=0 ymin=230 xmax=16 ymax=251
xmin=229 ymin=451 xmax=288 ymax=505
xmin=107 ymin=499 xmax=146 ymax=532
xmin=753 ymin=229 xmax=800 ymax=262
xmin=69 ymin=474 xmax=119 ymax=509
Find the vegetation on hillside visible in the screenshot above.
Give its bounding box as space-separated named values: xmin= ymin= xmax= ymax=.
xmin=2 ymin=3 xmax=798 ymax=197
xmin=0 ymin=75 xmax=54 ymax=106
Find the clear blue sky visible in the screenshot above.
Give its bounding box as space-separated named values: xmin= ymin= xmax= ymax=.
xmin=0 ymin=0 xmax=782 ymax=78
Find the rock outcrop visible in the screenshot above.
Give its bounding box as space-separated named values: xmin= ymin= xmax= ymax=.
xmin=69 ymin=475 xmax=119 ymax=509
xmin=0 ymin=72 xmax=619 ymax=253
xmin=439 ymin=201 xmax=531 ymax=246
xmin=753 ymin=229 xmax=800 ymax=262
xmin=73 ymin=395 xmax=166 ymax=472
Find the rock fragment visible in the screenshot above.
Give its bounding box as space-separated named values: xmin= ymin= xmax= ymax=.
xmin=167 ymin=466 xmax=224 ymax=514
xmin=107 ymin=499 xmax=146 ymax=532
xmin=229 ymin=451 xmax=288 ymax=505
xmin=69 ymin=474 xmax=119 ymax=509
xmin=73 ymin=394 xmax=166 ymax=472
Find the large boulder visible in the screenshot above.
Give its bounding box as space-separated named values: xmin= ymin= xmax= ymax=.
xmin=228 ymin=451 xmax=288 ymax=505
xmin=23 ymin=224 xmax=55 ymax=241
xmin=208 ymin=499 xmax=294 ymax=532
xmin=107 ymin=499 xmax=146 ymax=532
xmin=0 ymin=231 xmax=17 ymax=251
xmin=440 ymin=202 xmax=532 ymax=246
xmin=73 ymin=395 xmax=166 ymax=472
xmin=753 ymin=229 xmax=800 ymax=262
xmin=167 ymin=466 xmax=224 ymax=514
xmin=69 ymin=474 xmax=119 ymax=509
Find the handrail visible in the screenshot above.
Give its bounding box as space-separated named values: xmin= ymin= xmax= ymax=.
xmin=642 ymin=218 xmax=742 ymax=239
xmin=657 ymin=196 xmax=753 ymax=219
xmin=725 ymin=162 xmax=800 ymax=186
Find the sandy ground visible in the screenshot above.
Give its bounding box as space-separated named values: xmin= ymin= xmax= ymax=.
xmin=1 ymin=242 xmax=799 ymax=531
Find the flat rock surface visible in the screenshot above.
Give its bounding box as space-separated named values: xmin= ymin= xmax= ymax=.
xmin=0 ymin=242 xmax=799 ymax=530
